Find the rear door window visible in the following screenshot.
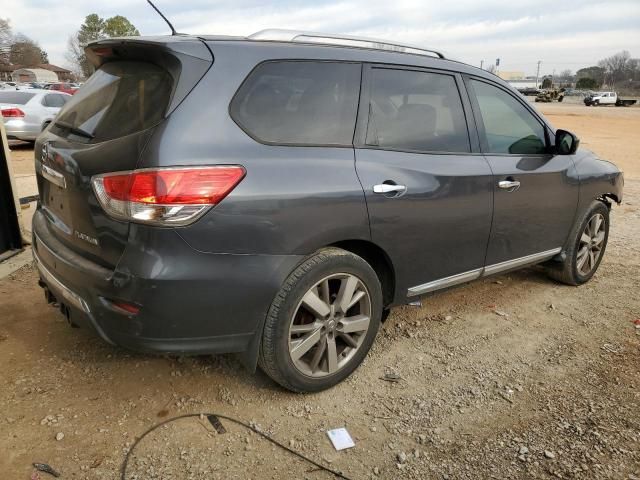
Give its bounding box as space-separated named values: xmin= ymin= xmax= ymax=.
xmin=230 ymin=61 xmax=361 ymax=146
xmin=365 ymin=68 xmax=470 ymax=153
xmin=43 ymin=94 xmax=67 ymax=108
xmin=0 ymin=92 xmax=35 ymax=104
xmin=52 ymin=61 xmax=173 ymax=143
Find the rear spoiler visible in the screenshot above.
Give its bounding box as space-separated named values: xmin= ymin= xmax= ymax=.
xmin=85 ymin=36 xmax=214 ymax=114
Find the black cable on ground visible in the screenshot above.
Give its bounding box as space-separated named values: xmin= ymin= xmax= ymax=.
xmin=120 ymin=413 xmax=353 ymax=480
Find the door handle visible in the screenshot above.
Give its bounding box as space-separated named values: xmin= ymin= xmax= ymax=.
xmin=373 ymin=184 xmax=407 ymax=194
xmin=498 ymin=180 xmax=521 ymax=192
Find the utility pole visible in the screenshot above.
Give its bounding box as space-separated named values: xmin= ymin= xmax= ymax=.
xmin=480 ymin=60 xmax=484 ymax=70
xmin=535 ymin=60 xmax=541 ymax=88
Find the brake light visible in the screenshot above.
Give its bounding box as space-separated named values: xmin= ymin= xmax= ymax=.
xmin=1 ymin=108 xmax=25 ymax=118
xmin=92 ymin=166 xmax=246 ymax=226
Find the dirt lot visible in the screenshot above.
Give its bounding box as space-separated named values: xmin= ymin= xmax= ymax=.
xmin=1 ymin=103 xmax=639 ymax=479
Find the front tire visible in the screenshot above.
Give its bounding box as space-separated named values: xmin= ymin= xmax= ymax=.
xmin=547 ymin=201 xmax=609 ymax=285
xmin=259 ymin=248 xmax=383 ymax=392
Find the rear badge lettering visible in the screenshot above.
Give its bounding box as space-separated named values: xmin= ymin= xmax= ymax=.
xmin=75 ymin=231 xmax=98 ymax=246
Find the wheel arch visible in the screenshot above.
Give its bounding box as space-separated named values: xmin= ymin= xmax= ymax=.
xmin=329 ymin=239 xmax=396 ymax=309
xmin=597 ymin=192 xmax=620 ymax=206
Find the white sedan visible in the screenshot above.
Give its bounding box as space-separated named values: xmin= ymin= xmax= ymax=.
xmin=0 ymin=89 xmax=71 ymax=142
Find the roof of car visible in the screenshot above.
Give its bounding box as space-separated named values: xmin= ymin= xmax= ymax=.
xmin=92 ymin=31 xmax=509 ymax=87
xmin=13 ymin=88 xmax=71 ymax=95
xmin=233 ymin=29 xmax=448 ymax=59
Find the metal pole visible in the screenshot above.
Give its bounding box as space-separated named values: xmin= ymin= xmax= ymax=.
xmin=480 ymin=60 xmax=484 ymax=70
xmin=536 ymin=60 xmax=541 ymax=88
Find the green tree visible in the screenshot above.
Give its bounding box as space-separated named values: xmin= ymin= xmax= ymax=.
xmin=576 ymin=66 xmax=605 ymax=85
xmin=103 ymin=16 xmax=139 ymax=37
xmin=67 ymin=13 xmax=139 ymax=78
xmin=576 ymin=77 xmax=598 ymax=89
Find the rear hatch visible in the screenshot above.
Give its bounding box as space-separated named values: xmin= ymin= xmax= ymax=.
xmin=35 ymin=37 xmax=213 ymax=267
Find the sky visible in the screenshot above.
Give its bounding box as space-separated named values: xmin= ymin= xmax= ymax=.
xmin=2 ymin=0 xmax=639 ymax=76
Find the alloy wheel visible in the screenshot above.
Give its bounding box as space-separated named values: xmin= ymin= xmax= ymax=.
xmin=576 ymin=213 xmax=606 ymax=276
xmin=288 ymin=273 xmax=372 ymax=377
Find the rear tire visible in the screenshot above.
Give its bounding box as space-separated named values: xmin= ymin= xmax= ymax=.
xmin=259 ymin=248 xmax=383 ymax=392
xmin=547 ymin=201 xmax=609 ymax=285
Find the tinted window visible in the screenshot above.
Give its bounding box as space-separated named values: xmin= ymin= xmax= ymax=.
xmin=230 ymin=61 xmax=361 ymax=145
xmin=43 ymin=94 xmax=67 ymax=108
xmin=366 ymin=68 xmax=469 ymax=153
xmin=53 ymin=61 xmax=172 ymax=143
xmin=471 ymin=80 xmax=547 ymax=154
xmin=0 ymin=92 xmax=35 ymax=105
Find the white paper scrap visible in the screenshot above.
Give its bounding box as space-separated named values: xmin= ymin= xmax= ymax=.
xmin=327 ymin=427 xmax=355 ymax=451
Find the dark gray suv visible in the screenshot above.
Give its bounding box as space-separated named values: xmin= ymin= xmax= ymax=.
xmin=33 ymin=30 xmax=623 ymax=392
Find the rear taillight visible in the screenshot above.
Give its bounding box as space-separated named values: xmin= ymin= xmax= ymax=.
xmin=1 ymin=108 xmax=25 ymax=118
xmin=92 ymin=166 xmax=246 ymax=226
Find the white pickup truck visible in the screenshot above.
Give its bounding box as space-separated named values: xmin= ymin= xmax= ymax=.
xmin=584 ymin=91 xmax=637 ymax=107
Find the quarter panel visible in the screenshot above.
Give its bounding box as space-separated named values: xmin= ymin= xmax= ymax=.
xmin=140 ymin=42 xmax=370 ymax=255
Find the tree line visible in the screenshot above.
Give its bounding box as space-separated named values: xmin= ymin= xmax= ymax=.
xmin=66 ymin=14 xmax=139 ymax=78
xmin=0 ymin=14 xmax=139 ymax=80
xmin=0 ymin=18 xmax=49 ymax=66
xmin=543 ymin=51 xmax=639 ymax=90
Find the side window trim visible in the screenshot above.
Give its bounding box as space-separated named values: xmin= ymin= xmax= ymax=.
xmin=463 ymin=75 xmax=551 ymax=156
xmin=354 ymin=63 xmax=476 ymax=155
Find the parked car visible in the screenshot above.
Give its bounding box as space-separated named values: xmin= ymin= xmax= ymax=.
xmin=584 ymin=91 xmax=637 ymax=107
xmin=517 ymin=87 xmax=540 ymax=96
xmin=44 ymin=83 xmax=78 ymax=95
xmin=33 ymin=31 xmax=623 ymax=392
xmin=0 ymin=90 xmax=71 ymax=142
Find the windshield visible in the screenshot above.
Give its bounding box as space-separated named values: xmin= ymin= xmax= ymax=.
xmin=53 ymin=61 xmax=172 ymax=142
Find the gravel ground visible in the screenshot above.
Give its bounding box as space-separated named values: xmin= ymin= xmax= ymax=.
xmin=1 ymin=103 xmax=639 ymax=479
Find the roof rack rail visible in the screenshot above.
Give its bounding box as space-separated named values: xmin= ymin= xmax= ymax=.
xmin=248 ymin=29 xmax=446 ymax=59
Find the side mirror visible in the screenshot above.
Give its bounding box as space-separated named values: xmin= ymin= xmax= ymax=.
xmin=555 ymin=129 xmax=579 ymax=155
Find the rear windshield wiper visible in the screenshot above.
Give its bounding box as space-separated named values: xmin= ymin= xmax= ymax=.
xmin=54 ymin=120 xmax=95 ymax=140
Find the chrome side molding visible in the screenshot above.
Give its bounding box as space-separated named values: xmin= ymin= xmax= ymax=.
xmin=407 ymin=247 xmax=562 ymax=297
xmin=483 ymin=248 xmax=562 ymax=276
xmin=407 ymin=268 xmax=482 ymax=297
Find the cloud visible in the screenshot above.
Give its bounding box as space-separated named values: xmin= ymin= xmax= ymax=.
xmin=4 ymin=0 xmax=640 ymax=75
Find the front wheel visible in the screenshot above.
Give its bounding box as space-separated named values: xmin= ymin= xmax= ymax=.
xmin=547 ymin=201 xmax=609 ymax=285
xmin=259 ymin=248 xmax=383 ymax=392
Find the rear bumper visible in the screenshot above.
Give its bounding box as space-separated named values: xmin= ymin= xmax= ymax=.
xmin=33 ymin=210 xmax=303 ymax=355
xmin=4 ymin=120 xmax=39 ymax=140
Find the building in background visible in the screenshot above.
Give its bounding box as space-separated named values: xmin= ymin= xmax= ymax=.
xmin=0 ymin=63 xmax=73 ymax=82
xmin=507 ymin=79 xmax=540 ymax=89
xmin=498 ymin=71 xmax=526 ymax=81
xmin=11 ymin=67 xmax=58 ymax=83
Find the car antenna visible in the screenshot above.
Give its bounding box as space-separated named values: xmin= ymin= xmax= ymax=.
xmin=146 ymin=0 xmax=178 ymax=35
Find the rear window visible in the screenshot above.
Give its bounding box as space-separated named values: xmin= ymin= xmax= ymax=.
xmin=230 ymin=61 xmax=361 ymax=146
xmin=0 ymin=92 xmax=35 ymax=105
xmin=52 ymin=61 xmax=172 ymax=142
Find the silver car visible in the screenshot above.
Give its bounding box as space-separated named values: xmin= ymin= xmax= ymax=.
xmin=0 ymin=89 xmax=71 ymax=142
